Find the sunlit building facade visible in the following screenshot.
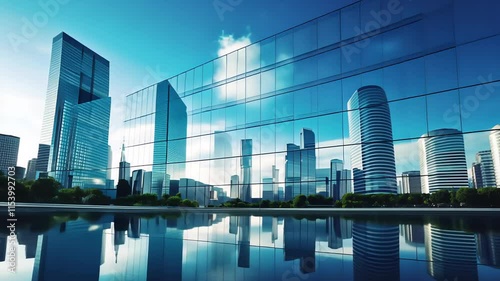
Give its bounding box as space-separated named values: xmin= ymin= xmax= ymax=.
xmin=37 ymin=32 xmax=111 ymax=188
xmin=123 ymin=1 xmax=500 ymax=199
xmin=490 ymin=125 xmax=500 ymax=188
xmin=419 ymin=129 xmax=468 ymax=193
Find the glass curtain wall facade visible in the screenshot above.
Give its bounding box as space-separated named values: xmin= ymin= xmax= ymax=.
xmin=125 ymin=0 xmax=500 ymax=199
xmin=37 ymin=32 xmax=111 ymax=188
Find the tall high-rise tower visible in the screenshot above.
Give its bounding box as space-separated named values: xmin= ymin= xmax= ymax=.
xmin=240 ymin=139 xmax=252 ymax=202
xmin=36 ymin=32 xmax=111 ymax=188
xmin=348 ymin=85 xmax=397 ymax=194
xmin=419 ymin=129 xmax=468 ymax=193
xmin=489 ymin=125 xmax=500 ymax=187
xmin=118 ymin=142 xmax=130 ymax=183
xmin=0 ymin=134 xmax=20 ymax=175
xmin=300 ymin=128 xmax=317 ymax=196
xmin=476 ymin=151 xmax=496 ymax=187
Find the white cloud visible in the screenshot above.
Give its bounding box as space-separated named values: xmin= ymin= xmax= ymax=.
xmin=217 ymin=31 xmax=252 ymax=57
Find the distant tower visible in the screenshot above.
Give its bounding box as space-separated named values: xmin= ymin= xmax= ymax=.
xmin=25 ymin=158 xmax=38 ymax=180
xmin=401 ymin=171 xmax=422 ymax=194
xmin=285 ymin=143 xmax=301 ymax=200
xmin=329 ymin=159 xmax=352 ymax=200
xmin=475 ymin=151 xmax=496 ymax=187
xmin=348 ymin=85 xmax=397 ymax=194
xmin=0 ymin=134 xmax=20 ymax=175
xmin=489 ymin=125 xmax=500 ymax=187
xmin=240 ymin=139 xmax=252 ymax=202
xmin=230 ymin=175 xmax=240 ymax=199
xmin=118 ymin=142 xmax=130 ymax=183
xmin=300 ymin=128 xmax=317 ymax=196
xmin=471 ymin=163 xmax=484 ymax=189
xmin=419 ymin=129 xmax=468 ymax=193
xmin=418 ymin=129 xmax=469 ymax=193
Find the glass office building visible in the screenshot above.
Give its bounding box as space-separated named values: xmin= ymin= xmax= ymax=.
xmin=37 ymin=32 xmax=111 ymax=188
xmin=124 ymin=0 xmax=500 ymax=200
xmin=0 ymin=133 xmax=20 ymax=175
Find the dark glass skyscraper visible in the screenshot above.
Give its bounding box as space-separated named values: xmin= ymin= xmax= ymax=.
xmin=36 ymin=32 xmax=111 ymax=188
xmin=0 ymin=133 xmax=20 ymax=175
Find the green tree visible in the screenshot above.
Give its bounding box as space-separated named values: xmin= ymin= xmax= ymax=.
xmin=429 ymin=190 xmax=451 ymax=205
xmin=455 ymin=188 xmax=478 ymax=206
xmin=293 ymin=195 xmax=309 ymax=208
xmin=31 ymin=177 xmax=61 ymax=202
xmin=116 ymin=179 xmax=131 ymax=198
xmin=260 ymin=200 xmax=271 ymax=208
xmin=166 ymin=196 xmax=182 ymax=206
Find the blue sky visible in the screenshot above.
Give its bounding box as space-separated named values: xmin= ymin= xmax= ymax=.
xmin=0 ymin=0 xmax=355 ymax=169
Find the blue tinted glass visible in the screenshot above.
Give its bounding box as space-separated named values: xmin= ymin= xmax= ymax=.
xmin=276 ymin=30 xmax=293 ymax=62
xmin=276 ymin=63 xmax=294 ymax=91
xmin=293 ymin=21 xmax=317 ymax=56
xmin=317 ymin=49 xmax=341 ymax=79
xmin=341 ymin=3 xmax=360 ymax=40
xmin=318 ymin=11 xmax=340 ymax=48
xmin=390 ymin=96 xmax=427 ymax=140
xmin=425 ymin=49 xmax=458 ymax=93
xmin=460 ymin=82 xmax=500 ymax=133
xmin=426 ymin=90 xmax=461 ymax=132
xmin=261 ymin=96 xmax=275 ymax=123
xmin=275 ymin=92 xmax=294 ymax=122
xmin=246 ymin=99 xmax=260 ymax=126
xmin=246 ymin=43 xmax=260 ymax=72
xmin=260 ymin=37 xmax=275 ymax=67
xmin=454 ymin=0 xmax=500 ymax=45
xmin=457 ymin=35 xmax=500 ymax=88
xmin=261 ymin=69 xmax=275 ymax=96
xmin=317 ymin=80 xmax=342 ymax=114
xmin=383 ymin=58 xmax=425 ymax=100
xmin=203 ymin=62 xmax=213 ymax=86
xmin=294 ymin=56 xmax=318 ymax=86
xmin=246 ymin=74 xmax=261 ymax=100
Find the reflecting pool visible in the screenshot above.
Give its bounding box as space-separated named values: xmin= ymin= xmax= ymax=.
xmin=1 ymin=212 xmax=500 ymax=280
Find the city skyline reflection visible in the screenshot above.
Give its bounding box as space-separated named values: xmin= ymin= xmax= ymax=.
xmin=1 ymin=213 xmax=500 ymax=280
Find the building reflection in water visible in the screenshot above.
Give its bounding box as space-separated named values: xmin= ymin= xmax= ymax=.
xmin=31 ymin=216 xmax=112 ymax=281
xmin=283 ymin=217 xmax=316 ymax=274
xmin=6 ymin=214 xmax=500 ymax=280
xmin=424 ymin=224 xmax=478 ymax=281
xmin=352 ymin=222 xmax=400 ymax=281
xmin=237 ymin=216 xmax=251 ymax=268
xmin=327 ymin=217 xmax=352 ymax=249
xmin=477 ymin=232 xmax=500 ymax=268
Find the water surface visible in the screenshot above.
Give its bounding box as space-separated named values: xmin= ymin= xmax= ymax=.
xmin=1 ymin=212 xmax=500 ymax=281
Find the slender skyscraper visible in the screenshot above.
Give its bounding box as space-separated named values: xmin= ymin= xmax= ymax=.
xmin=489 ymin=125 xmax=500 ymax=187
xmin=118 ymin=142 xmax=131 ymax=182
xmin=300 ymin=128 xmax=317 ymax=196
xmin=419 ymin=129 xmax=468 ymax=193
xmin=285 ymin=143 xmax=301 ymax=200
xmin=348 ymin=85 xmax=397 ymax=194
xmin=25 ymin=158 xmax=38 ymax=180
xmin=240 ymin=139 xmax=252 ymax=202
xmin=476 ymin=151 xmax=496 ymax=187
xmin=36 ymin=32 xmax=111 ymax=188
